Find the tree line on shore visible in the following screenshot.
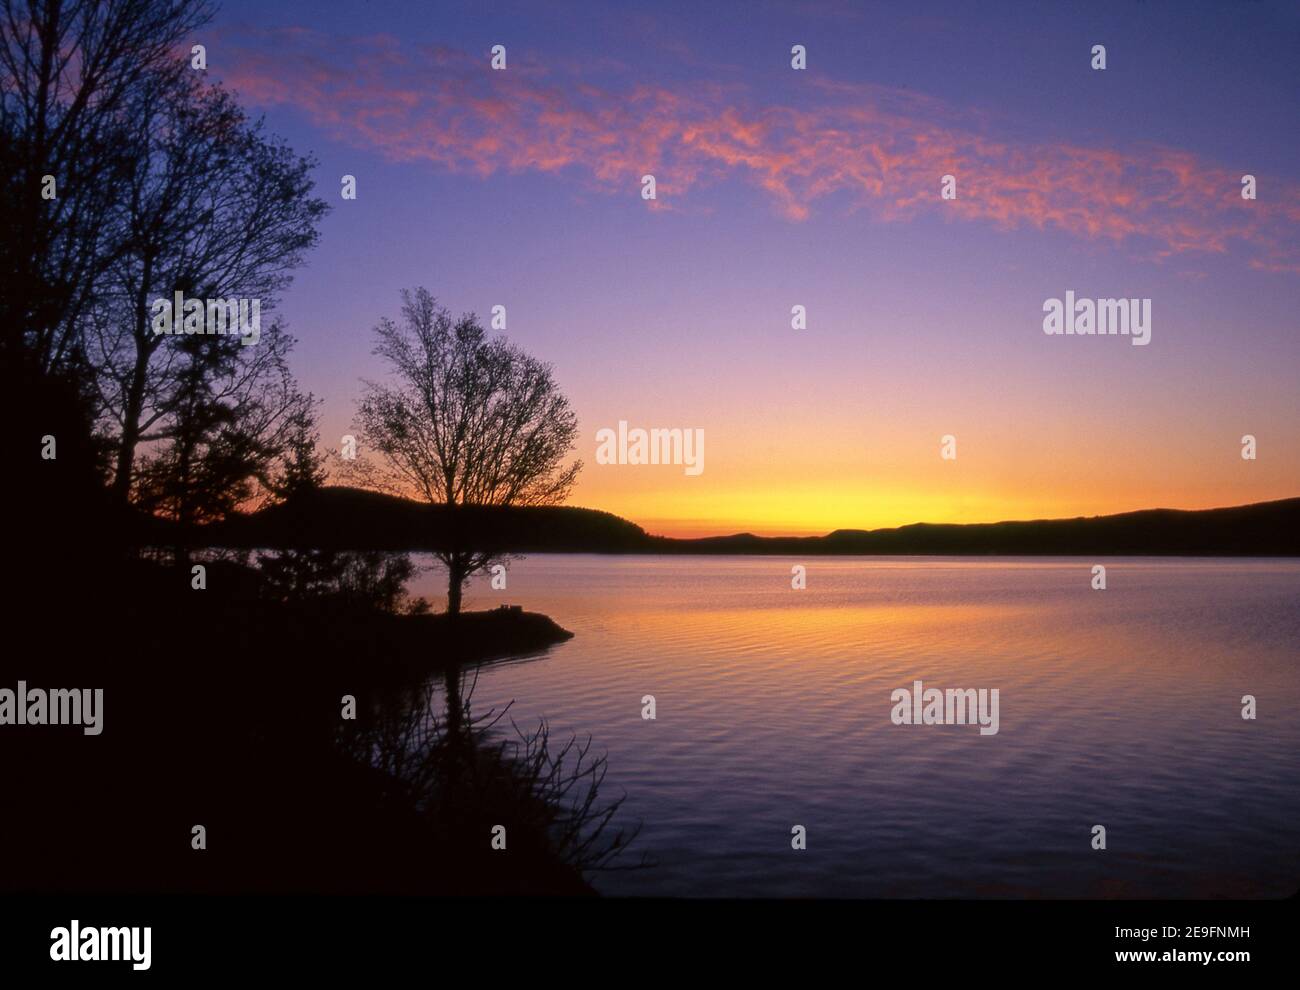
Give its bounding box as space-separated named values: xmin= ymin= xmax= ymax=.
xmin=3 ymin=0 xmax=583 ymax=614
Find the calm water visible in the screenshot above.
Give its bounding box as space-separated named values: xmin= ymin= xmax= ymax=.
xmin=409 ymin=556 xmax=1300 ymax=898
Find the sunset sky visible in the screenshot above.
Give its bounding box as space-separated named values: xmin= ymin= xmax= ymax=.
xmin=212 ymin=0 xmax=1299 ymax=537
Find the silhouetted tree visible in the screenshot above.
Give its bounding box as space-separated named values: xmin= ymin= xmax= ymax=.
xmin=254 ymin=394 xmax=353 ymax=600
xmin=352 ymin=288 xmax=581 ymax=614
xmin=1 ymin=1 xmax=326 ymax=554
xmin=269 ymin=394 xmax=328 ymax=501
xmin=0 ymin=0 xmax=213 ymax=378
xmin=88 ymin=70 xmax=327 ymax=505
xmin=259 ymin=546 xmax=421 ymax=614
xmin=132 ymin=326 xmax=312 ymax=530
xmin=1 ymin=0 xmax=215 ymax=549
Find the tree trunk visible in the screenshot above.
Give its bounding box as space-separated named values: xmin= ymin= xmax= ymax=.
xmin=446 ymin=555 xmax=465 ymax=615
xmin=112 ymin=294 xmax=153 ymax=504
xmin=112 ymin=417 xmax=139 ymax=503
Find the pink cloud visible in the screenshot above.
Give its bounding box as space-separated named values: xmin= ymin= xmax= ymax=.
xmin=218 ymin=28 xmax=1300 ymax=274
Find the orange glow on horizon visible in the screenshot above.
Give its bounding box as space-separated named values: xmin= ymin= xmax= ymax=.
xmin=572 ymin=476 xmax=1300 ymax=540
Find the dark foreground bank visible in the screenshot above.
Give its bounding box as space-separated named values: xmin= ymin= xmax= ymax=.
xmin=0 ymin=551 xmax=632 ymax=897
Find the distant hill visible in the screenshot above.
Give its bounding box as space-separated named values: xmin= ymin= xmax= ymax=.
xmin=203 ymin=486 xmax=652 ymax=553
xmin=195 ymin=487 xmax=1300 ymax=556
xmin=655 ymin=498 xmax=1300 ymax=556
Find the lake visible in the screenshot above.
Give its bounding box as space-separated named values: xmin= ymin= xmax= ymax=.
xmin=408 ymin=555 xmax=1300 ymax=898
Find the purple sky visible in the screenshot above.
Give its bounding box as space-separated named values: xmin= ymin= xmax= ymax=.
xmin=205 ymin=0 xmax=1299 ymax=535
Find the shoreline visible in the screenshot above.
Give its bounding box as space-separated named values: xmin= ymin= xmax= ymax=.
xmin=2 ymin=554 xmax=599 ymax=897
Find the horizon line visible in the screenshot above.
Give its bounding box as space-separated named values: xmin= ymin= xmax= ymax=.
xmin=306 ymin=485 xmax=1300 ymax=542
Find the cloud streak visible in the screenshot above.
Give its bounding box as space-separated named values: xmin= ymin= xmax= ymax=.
xmin=220 ymin=28 xmax=1300 ymax=273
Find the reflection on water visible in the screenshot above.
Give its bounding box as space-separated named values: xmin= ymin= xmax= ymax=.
xmin=409 ymin=556 xmax=1300 ymax=897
